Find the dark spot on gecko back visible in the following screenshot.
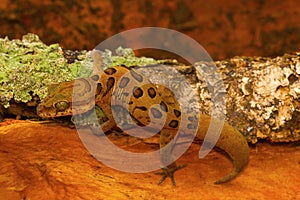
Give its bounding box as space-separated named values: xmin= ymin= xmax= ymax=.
xmin=123 ymin=92 xmax=130 ymax=97
xmin=119 ymin=77 xmax=130 ymax=88
xmin=188 ymin=116 xmax=198 ymax=122
xmin=96 ymin=83 xmax=102 ymax=95
xmin=173 ymin=109 xmax=181 ymax=117
xmin=104 ymin=67 xmax=117 ymax=75
xmin=160 ymin=101 xmax=168 ymax=112
xmin=169 ymin=120 xmax=179 ymax=128
xmin=187 ymin=123 xmax=197 ymax=129
xmin=91 ymin=74 xmax=99 ymax=81
xmin=103 ymin=77 xmax=115 ymax=96
xmin=136 ymin=106 xmax=147 ymax=111
xmin=148 ymin=87 xmax=157 ymax=98
xmin=133 ymin=87 xmax=143 ymax=98
xmin=150 ymin=107 xmax=163 ymax=119
xmin=130 ymin=69 xmax=143 ymax=82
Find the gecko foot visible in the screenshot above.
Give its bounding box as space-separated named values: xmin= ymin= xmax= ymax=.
xmin=154 ymin=164 xmax=187 ymax=186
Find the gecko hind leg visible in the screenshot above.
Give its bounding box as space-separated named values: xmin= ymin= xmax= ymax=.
xmin=156 ymin=128 xmax=187 ymax=186
xmin=154 ymin=163 xmax=187 ymax=186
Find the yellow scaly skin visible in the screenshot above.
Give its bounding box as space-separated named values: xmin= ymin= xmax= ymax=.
xmin=37 ymin=65 xmax=249 ymax=186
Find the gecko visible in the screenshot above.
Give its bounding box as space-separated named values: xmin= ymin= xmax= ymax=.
xmin=37 ymin=52 xmax=249 ymax=186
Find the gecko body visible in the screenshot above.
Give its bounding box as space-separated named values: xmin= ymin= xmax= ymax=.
xmin=37 ymin=57 xmax=249 ymax=185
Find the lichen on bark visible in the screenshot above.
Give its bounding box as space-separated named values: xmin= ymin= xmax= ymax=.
xmin=195 ymin=53 xmax=300 ymax=143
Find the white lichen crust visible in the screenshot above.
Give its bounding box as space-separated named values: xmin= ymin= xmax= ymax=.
xmin=196 ymin=53 xmax=300 ymax=143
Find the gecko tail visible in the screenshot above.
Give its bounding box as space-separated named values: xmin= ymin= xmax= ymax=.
xmin=214 ymin=170 xmax=240 ymax=184
xmin=213 ymin=126 xmax=250 ymax=184
xmin=197 ymin=114 xmax=250 ymax=184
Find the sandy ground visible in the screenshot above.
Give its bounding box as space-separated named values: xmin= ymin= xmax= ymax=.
xmin=0 ymin=119 xmax=299 ymax=200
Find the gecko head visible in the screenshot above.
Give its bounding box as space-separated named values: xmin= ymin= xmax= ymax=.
xmin=37 ymin=76 xmax=99 ymax=118
xmin=37 ymin=81 xmax=74 ymax=118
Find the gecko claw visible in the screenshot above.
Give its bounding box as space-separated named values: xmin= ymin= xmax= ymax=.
xmin=155 ymin=164 xmax=187 ymax=186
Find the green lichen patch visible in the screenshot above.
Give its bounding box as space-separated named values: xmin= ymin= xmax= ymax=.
xmin=99 ymin=47 xmax=159 ymax=69
xmin=0 ymin=33 xmax=86 ymax=108
xmin=0 ymin=33 xmax=162 ymax=112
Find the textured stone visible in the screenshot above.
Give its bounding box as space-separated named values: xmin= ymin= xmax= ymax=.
xmin=0 ymin=120 xmax=299 ymax=199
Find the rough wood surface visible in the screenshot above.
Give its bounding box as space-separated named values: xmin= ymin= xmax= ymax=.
xmin=141 ymin=53 xmax=300 ymax=143
xmin=199 ymin=53 xmax=300 ymax=143
xmin=1 ymin=52 xmax=299 ymax=143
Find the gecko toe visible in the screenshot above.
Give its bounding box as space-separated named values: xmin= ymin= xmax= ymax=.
xmin=154 ymin=164 xmax=187 ymax=186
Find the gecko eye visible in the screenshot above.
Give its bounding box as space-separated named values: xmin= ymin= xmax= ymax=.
xmin=54 ymin=101 xmax=70 ymax=111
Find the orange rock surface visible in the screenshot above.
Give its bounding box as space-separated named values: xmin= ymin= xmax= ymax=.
xmin=1 ymin=0 xmax=300 ymax=60
xmin=0 ymin=120 xmax=299 ymax=199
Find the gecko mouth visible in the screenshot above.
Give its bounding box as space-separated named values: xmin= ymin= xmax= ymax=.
xmin=36 ymin=104 xmax=72 ymax=118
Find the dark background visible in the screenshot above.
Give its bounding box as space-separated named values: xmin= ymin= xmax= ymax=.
xmin=1 ymin=0 xmax=299 ymax=60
